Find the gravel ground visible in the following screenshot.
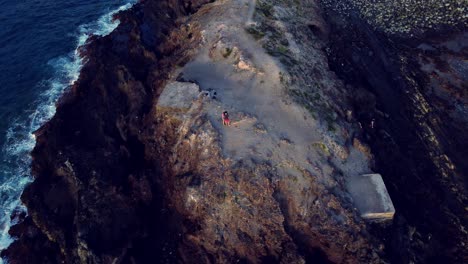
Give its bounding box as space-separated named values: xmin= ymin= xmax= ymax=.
xmin=320 ymin=0 xmax=468 ymax=35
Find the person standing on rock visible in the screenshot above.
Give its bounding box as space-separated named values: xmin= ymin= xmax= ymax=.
xmin=222 ymin=111 xmax=231 ymax=126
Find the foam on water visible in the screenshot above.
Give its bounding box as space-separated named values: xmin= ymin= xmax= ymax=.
xmin=0 ymin=1 xmax=136 ymax=262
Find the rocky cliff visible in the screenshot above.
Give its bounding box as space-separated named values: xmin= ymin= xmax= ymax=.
xmin=2 ymin=0 xmax=467 ymax=263
xmin=2 ymin=0 xmax=213 ymax=262
xmin=320 ymin=1 xmax=468 ymax=263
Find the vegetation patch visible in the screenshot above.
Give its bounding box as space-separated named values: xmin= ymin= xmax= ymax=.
xmin=289 ymin=89 xmax=321 ymax=104
xmin=256 ymin=2 xmax=274 ymax=18
xmin=245 ymin=26 xmax=266 ymax=40
xmin=304 ymin=105 xmax=317 ymax=119
xmin=324 ymin=110 xmax=337 ymax=132
xmin=222 ymin=47 xmax=233 ymax=58
xmin=265 ymin=43 xmax=290 ymax=57
xmin=253 ymin=123 xmax=267 ymax=134
xmin=276 ymin=45 xmax=289 ymax=55
xmin=312 ymin=142 xmax=331 ymax=156
xmin=288 ymin=89 xmax=337 ymax=129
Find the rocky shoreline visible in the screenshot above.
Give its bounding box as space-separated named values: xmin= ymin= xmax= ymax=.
xmin=2 ymin=0 xmax=467 ymax=263
xmin=2 ymin=0 xmax=212 ymax=262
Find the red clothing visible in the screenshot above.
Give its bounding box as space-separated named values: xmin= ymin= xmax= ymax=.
xmin=222 ymin=112 xmax=230 ymax=125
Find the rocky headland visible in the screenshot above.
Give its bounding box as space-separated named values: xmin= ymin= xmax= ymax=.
xmin=2 ymin=0 xmax=467 ymax=263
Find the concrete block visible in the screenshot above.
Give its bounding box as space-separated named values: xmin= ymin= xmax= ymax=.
xmin=157 ymin=81 xmax=200 ymax=110
xmin=347 ymin=173 xmax=395 ymax=221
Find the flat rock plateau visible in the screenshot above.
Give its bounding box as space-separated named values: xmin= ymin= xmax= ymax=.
xmin=2 ymin=0 xmax=467 ymax=263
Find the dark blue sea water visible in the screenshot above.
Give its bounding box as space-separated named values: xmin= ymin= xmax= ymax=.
xmin=0 ymin=0 xmax=136 ymax=258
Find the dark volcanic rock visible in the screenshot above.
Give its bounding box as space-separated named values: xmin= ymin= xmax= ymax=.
xmin=3 ymin=0 xmax=467 ymax=263
xmin=2 ymin=217 xmax=61 ymax=264
xmin=319 ymin=2 xmax=468 ymax=263
xmin=3 ymin=0 xmax=211 ymax=263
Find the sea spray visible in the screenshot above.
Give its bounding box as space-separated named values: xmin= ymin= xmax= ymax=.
xmin=0 ymin=1 xmax=136 ymax=261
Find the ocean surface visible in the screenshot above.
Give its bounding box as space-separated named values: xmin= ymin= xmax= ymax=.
xmin=0 ymin=0 xmax=136 ymax=259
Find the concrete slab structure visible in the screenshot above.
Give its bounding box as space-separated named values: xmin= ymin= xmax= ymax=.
xmin=347 ymin=173 xmax=395 ymax=221
xmin=157 ymin=81 xmax=200 ymax=110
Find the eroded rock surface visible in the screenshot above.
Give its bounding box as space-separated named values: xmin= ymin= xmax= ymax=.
xmin=320 ymin=0 xmax=468 ymax=263
xmin=2 ymin=0 xmax=212 ymax=262
xmin=2 ymin=0 xmax=467 ymax=263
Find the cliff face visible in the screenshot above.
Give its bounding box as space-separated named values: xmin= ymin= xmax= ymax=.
xmin=2 ymin=0 xmax=467 ymax=263
xmin=320 ymin=2 xmax=468 ymax=263
xmin=2 ymin=0 xmax=212 ymax=262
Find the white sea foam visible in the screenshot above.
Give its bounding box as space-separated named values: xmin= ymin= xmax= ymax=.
xmin=0 ymin=1 xmax=136 ymax=262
